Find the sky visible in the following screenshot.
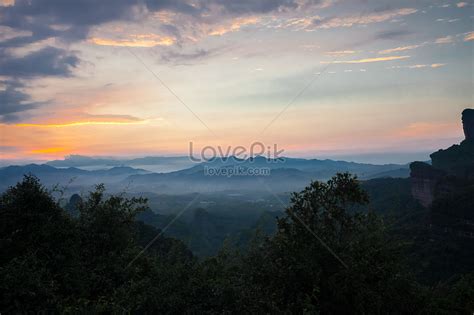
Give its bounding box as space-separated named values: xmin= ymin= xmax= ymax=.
xmin=0 ymin=0 xmax=473 ymax=164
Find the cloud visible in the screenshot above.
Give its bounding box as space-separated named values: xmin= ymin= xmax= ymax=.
xmin=311 ymin=8 xmax=417 ymax=29
xmin=435 ymin=35 xmax=454 ymax=44
xmin=374 ymin=30 xmax=413 ymax=40
xmin=214 ymin=0 xmax=302 ymax=15
xmin=208 ymin=16 xmax=259 ymax=36
xmin=0 ymin=46 xmax=79 ymax=77
xmin=144 ymin=0 xmax=203 ymax=15
xmin=0 ymin=46 xmax=78 ymax=122
xmin=1 ymin=0 xmax=316 ymax=20
xmin=160 ymin=48 xmax=222 ymax=64
xmin=406 ymin=65 xmax=428 ymax=69
xmin=273 ymin=8 xmax=417 ymax=32
xmin=321 ymin=55 xmax=410 ymax=64
xmin=90 ymin=34 xmax=175 ymax=47
xmin=0 ymin=0 xmax=144 ymax=47
xmin=0 ymin=80 xmax=42 ymax=123
xmin=0 ymin=0 xmax=330 ymax=70
xmin=13 ymin=113 xmax=148 ymax=128
xmin=378 ymin=44 xmax=421 ymax=54
xmin=464 ymin=32 xmax=474 ymax=42
xmin=0 ymin=26 xmax=32 ymax=42
xmin=325 ymin=50 xmax=356 ymax=56
xmin=78 ymin=113 xmax=147 ymax=122
xmin=387 ymin=63 xmax=446 ymax=70
xmin=1 ymin=0 xmax=140 ymax=26
xmin=0 ymin=0 xmax=323 ymax=47
xmin=0 ymin=0 xmax=209 ymax=55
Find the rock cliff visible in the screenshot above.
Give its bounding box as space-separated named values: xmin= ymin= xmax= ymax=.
xmin=462 ymin=108 xmax=474 ymax=141
xmin=410 ymin=108 xmax=474 ymax=207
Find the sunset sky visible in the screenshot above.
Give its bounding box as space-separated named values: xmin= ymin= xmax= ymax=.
xmin=0 ymin=0 xmax=472 ymax=163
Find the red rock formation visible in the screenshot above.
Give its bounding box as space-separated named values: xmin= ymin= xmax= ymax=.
xmin=410 ymin=108 xmax=474 ymax=207
xmin=410 ymin=162 xmax=444 ymax=208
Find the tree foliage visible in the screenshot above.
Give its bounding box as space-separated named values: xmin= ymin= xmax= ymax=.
xmin=0 ymin=174 xmax=472 ymax=313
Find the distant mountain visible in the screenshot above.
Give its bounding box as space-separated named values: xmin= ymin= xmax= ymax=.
xmin=122 ymin=156 xmax=409 ymax=194
xmin=44 ymin=154 xmax=410 ymax=176
xmin=217 ymin=156 xmax=408 ymax=177
xmin=123 ymin=167 xmax=312 ymax=194
xmin=46 ymin=155 xmax=196 ymax=172
xmin=1 ymin=156 xmax=410 ymax=194
xmin=0 ymin=164 xmax=149 ymax=192
xmin=365 ymin=168 xmax=410 ymax=179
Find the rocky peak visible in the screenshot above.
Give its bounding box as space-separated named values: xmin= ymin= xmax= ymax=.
xmin=462 ymin=108 xmax=474 ymax=141
xmin=410 ymin=109 xmax=474 ymax=207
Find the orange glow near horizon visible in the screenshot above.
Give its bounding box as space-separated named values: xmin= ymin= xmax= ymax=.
xmin=0 ymin=118 xmax=464 ymax=162
xmin=30 ymin=147 xmax=70 ymax=154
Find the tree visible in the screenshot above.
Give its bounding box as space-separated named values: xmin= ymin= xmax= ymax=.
xmin=207 ymin=173 xmax=423 ymax=313
xmin=0 ymin=176 xmax=206 ymax=313
xmin=0 ymin=175 xmax=78 ymax=312
xmin=1 ymin=174 xmax=472 ymax=313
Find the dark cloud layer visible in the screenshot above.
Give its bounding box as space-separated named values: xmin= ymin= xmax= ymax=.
xmin=0 ymin=47 xmax=79 ymax=78
xmin=0 ymin=0 xmax=316 ymax=44
xmin=0 ymin=80 xmax=42 ymax=123
xmin=0 ymin=0 xmax=321 ymax=122
xmin=0 ymin=35 xmax=79 ymax=121
xmin=0 ymin=1 xmax=187 ymax=121
xmin=145 ymin=0 xmax=203 ymax=15
xmin=0 ymin=0 xmax=312 ymax=74
xmin=214 ymin=0 xmax=300 ymax=14
xmin=160 ymin=48 xmax=222 ymax=64
xmin=0 ymin=0 xmax=142 ymax=45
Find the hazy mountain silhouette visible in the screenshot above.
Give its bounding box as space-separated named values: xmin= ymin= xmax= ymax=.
xmin=46 ymin=155 xmax=195 ymax=172
xmin=0 ymin=156 xmax=410 ymax=194
xmin=0 ymin=164 xmax=149 ymax=191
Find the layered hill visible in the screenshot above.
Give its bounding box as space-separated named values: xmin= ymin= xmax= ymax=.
xmin=1 ymin=156 xmax=410 ymax=194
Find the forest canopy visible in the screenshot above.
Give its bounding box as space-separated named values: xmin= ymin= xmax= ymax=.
xmin=0 ymin=174 xmax=472 ymax=313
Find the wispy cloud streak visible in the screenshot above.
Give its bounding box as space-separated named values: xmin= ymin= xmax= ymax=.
xmin=322 ymin=55 xmax=410 ymax=64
